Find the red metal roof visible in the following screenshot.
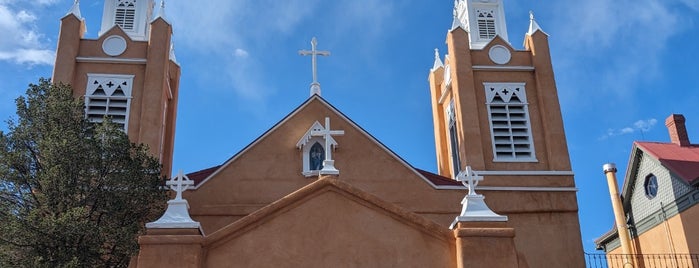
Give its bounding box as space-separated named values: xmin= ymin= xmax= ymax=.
xmin=186 ymin=165 xmax=221 ymax=186
xmin=636 ymin=141 xmax=699 ymax=185
xmin=415 ymin=168 xmax=461 ymax=186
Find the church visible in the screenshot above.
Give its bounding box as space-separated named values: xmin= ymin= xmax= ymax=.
xmin=52 ymin=0 xmax=585 ymax=267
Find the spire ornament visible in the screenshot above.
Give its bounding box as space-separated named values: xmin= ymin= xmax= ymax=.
xmin=66 ymin=0 xmax=82 ymax=18
xmin=299 ymin=37 xmax=331 ymax=96
xmin=449 ymin=166 xmax=507 ymax=229
xmin=432 ymin=48 xmax=444 ymax=71
xmin=527 ymin=10 xmax=544 ymax=35
xmin=146 ymin=170 xmax=201 ymax=229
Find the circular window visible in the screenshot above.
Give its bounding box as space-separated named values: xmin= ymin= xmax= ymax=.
xmin=644 ymin=174 xmax=658 ymax=199
xmin=102 ymin=35 xmax=127 ymax=56
xmin=488 ymin=45 xmax=511 ymax=65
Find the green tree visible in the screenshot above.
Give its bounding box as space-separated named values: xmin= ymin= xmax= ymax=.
xmin=0 ymin=79 xmax=168 ymax=267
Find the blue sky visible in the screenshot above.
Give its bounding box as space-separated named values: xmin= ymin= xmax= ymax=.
xmin=1 ymin=0 xmax=698 ymax=254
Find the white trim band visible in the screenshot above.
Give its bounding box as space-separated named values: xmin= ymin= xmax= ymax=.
xmin=76 ymin=57 xmax=147 ymax=64
xmin=435 ymin=185 xmax=578 ymax=192
xmin=472 ymin=65 xmax=534 ymax=71
xmin=476 ymin=170 xmax=574 ymax=176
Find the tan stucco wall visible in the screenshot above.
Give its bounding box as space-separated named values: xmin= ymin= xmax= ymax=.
xmin=182 ymin=98 xmax=584 ymax=267
xmin=52 ymin=17 xmax=179 ymax=176
xmin=203 ymin=187 xmax=455 ymax=267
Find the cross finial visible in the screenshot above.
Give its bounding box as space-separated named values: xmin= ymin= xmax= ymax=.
xmin=456 ymin=166 xmax=483 ymax=196
xmin=166 ymin=170 xmax=194 ymax=200
xmin=310 ymin=117 xmax=345 ymax=175
xmin=299 ymin=37 xmax=331 ymax=97
xmin=529 ymin=10 xmax=534 ymax=20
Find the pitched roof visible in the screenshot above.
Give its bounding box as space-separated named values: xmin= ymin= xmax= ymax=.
xmin=187 ymin=95 xmax=449 ymax=190
xmin=636 ymin=141 xmax=699 ymax=184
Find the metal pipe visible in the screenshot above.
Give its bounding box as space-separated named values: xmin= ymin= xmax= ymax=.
xmin=603 ymin=163 xmax=634 ymax=267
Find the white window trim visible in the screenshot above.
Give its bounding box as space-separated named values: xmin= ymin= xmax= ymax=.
xmin=99 ymin=0 xmax=153 ymax=41
xmin=465 ymin=1 xmax=509 ymax=49
xmin=296 ymin=121 xmax=337 ymax=177
xmin=484 ymin=82 xmax=537 ymax=163
xmin=85 ymin=73 xmax=135 ymax=132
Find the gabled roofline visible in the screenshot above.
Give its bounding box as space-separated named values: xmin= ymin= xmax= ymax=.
xmin=192 ymin=95 xmax=442 ymax=190
xmin=202 ymin=177 xmax=454 ymax=247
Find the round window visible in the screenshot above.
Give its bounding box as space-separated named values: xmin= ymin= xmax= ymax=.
xmin=644 ymin=174 xmax=658 ymax=199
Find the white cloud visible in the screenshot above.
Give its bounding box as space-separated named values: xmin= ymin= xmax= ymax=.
xmin=0 ymin=3 xmax=54 ymax=66
xmin=599 ymin=118 xmax=658 ymax=140
xmin=234 ymin=48 xmax=249 ymax=59
xmin=550 ymin=0 xmax=697 ymax=105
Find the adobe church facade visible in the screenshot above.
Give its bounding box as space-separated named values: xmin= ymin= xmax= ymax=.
xmin=52 ymin=1 xmax=585 ymax=267
xmin=53 ymin=0 xmax=180 ymax=177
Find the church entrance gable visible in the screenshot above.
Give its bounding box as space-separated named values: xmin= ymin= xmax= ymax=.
xmin=201 ymin=178 xmax=455 ymax=267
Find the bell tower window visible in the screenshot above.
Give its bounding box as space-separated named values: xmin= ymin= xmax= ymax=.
xmin=99 ymin=0 xmax=154 ymax=41
xmin=484 ymin=83 xmax=536 ymax=162
xmin=115 ymin=0 xmax=137 ymax=31
xmin=476 ymin=9 xmax=496 ymax=40
xmin=447 ymin=101 xmax=461 ymax=175
xmin=85 ymin=74 xmax=134 ymax=131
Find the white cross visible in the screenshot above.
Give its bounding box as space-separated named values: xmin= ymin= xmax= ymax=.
xmin=311 ymin=117 xmax=344 ymax=161
xmin=299 ymin=37 xmax=330 ymax=96
xmin=456 ymin=166 xmax=483 ymax=196
xmin=167 ymin=170 xmax=194 ymax=201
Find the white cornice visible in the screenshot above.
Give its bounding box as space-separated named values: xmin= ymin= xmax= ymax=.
xmin=476 ymin=170 xmax=574 ymax=176
xmin=76 ymin=57 xmax=147 ymax=64
xmin=472 ymin=65 xmax=534 ymax=71
xmin=435 ymin=185 xmax=578 ymax=192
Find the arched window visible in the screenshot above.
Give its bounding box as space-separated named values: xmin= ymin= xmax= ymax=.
xmin=309 ymin=142 xmax=325 ymax=171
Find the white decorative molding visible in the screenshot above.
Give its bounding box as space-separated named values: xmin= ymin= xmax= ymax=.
xmin=99 ymin=0 xmax=154 ymax=41
xmin=297 ymin=121 xmax=339 ymax=177
xmin=85 ymin=73 xmax=134 ymax=131
xmin=431 ymin=48 xmax=444 ymax=71
xmin=102 ymin=35 xmax=127 ymax=56
xmin=475 ymin=170 xmax=574 ymax=176
xmin=146 ymin=170 xmax=202 ymax=230
xmin=450 ymin=166 xmax=507 ymax=228
xmin=435 ymin=185 xmax=579 ymax=192
xmin=484 ymin=82 xmax=537 ymax=162
xmin=76 ymin=57 xmax=147 ymax=64
xmin=311 ymin=117 xmax=344 ymax=175
xmin=526 ymin=11 xmax=546 ymax=36
xmin=452 ymin=0 xmax=509 ymax=50
xmin=65 ymin=0 xmax=82 ymax=18
xmin=488 ymin=45 xmax=511 ymax=65
xmin=472 ymin=65 xmax=534 ymax=71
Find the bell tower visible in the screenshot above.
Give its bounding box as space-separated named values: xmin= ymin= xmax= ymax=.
xmin=429 ymin=0 xmax=572 ymax=180
xmin=52 ymin=0 xmax=181 ymax=177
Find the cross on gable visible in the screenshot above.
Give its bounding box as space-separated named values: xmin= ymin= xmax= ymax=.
xmin=299 ymin=37 xmax=330 ymax=96
xmin=456 ymin=166 xmax=483 ymax=196
xmin=166 ymin=170 xmax=194 ymax=201
xmin=310 ymin=117 xmax=344 ymax=161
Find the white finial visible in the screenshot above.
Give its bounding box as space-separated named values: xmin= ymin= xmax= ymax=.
xmin=145 ymin=170 xmax=201 ymax=230
xmin=432 ymin=48 xmax=444 ymax=71
xmin=449 ymin=166 xmax=507 ymax=228
xmin=527 ymin=10 xmax=544 ymax=35
xmin=310 ymin=117 xmax=345 ymax=175
xmin=168 ymin=170 xmax=194 ymax=201
xmin=152 ymin=0 xmax=170 ymax=23
xmin=299 ymin=37 xmax=331 ymax=97
xmin=456 ymin=166 xmax=483 ymax=196
xmin=66 ymin=0 xmax=81 ymax=18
